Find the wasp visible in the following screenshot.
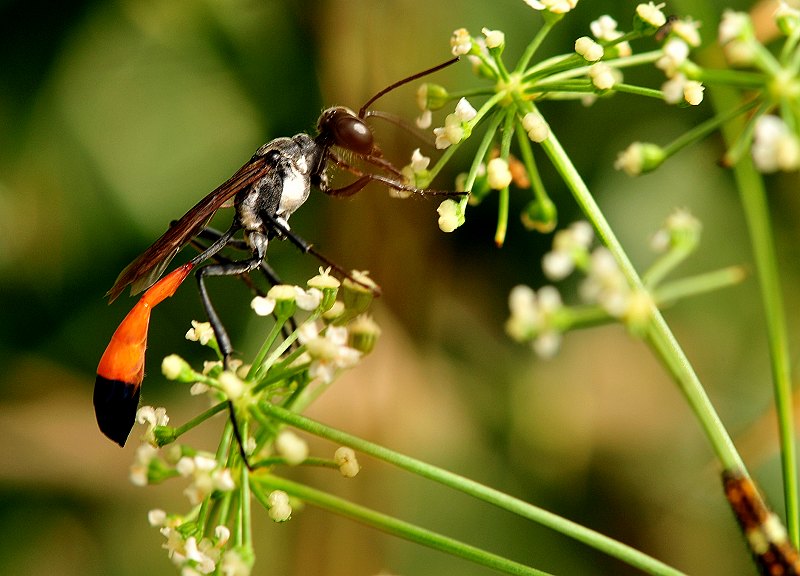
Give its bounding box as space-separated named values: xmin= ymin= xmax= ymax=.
xmin=94 ymin=58 xmax=459 ymax=447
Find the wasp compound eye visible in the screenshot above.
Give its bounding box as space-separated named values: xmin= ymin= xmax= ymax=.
xmin=333 ymin=114 xmax=374 ymax=155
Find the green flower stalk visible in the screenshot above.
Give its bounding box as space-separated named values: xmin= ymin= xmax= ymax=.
xmin=408 ymin=0 xmax=800 ymax=569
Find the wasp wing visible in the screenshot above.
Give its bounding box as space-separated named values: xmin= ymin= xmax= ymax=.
xmin=105 ymin=154 xmax=270 ymax=302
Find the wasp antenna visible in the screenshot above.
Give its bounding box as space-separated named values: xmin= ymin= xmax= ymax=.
xmin=358 ymin=56 xmax=459 ymax=118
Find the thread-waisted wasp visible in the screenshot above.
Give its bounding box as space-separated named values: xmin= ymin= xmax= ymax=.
xmin=94 ymin=58 xmax=460 ymax=448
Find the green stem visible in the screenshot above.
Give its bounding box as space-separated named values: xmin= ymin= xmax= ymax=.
xmin=539 ymin=130 xmax=744 ymax=472
xmin=515 ymin=19 xmax=556 ymax=73
xmin=661 ymin=97 xmax=761 ymax=159
xmin=247 ymin=311 xmax=293 ymax=381
xmin=716 ymin=87 xmax=799 ymax=546
xmin=495 ymin=109 xmax=516 ymax=246
xmin=169 ymin=401 xmax=230 ymax=441
xmin=259 ymin=403 xmax=685 ymax=576
xmin=652 ymin=266 xmax=747 ymax=304
xmin=252 ymin=474 xmax=552 ymax=576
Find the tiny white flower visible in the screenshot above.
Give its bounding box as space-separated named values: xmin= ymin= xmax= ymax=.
xmin=487 ymin=158 xmax=513 ymax=190
xmin=161 ymin=354 xmax=190 ymax=381
xmin=437 ymin=199 xmax=465 ymax=233
xmin=220 ymin=549 xmax=251 ymax=576
xmin=202 ymin=360 xmax=222 ymax=375
xmin=482 ymin=27 xmax=505 ymax=49
xmin=575 ymin=36 xmax=604 ymax=61
xmin=661 ymin=73 xmax=687 ymax=104
xmin=588 ymin=62 xmax=618 ymax=90
xmin=136 ymin=405 xmax=169 ymax=445
xmin=719 ymin=10 xmax=750 ymax=44
xmin=651 ymin=208 xmax=702 ymax=252
xmin=275 ymin=430 xmax=309 ymax=466
xmin=410 ymin=148 xmax=431 ymax=173
xmin=433 ymin=100 xmax=476 ymax=149
xmin=454 ymin=97 xmax=477 ymax=121
xmin=130 ymin=443 xmax=159 ymax=486
xmin=250 ymin=295 xmax=275 ymax=316
xmin=505 ymin=284 xmax=564 ymax=358
xmin=542 ymin=221 xmax=594 ymax=280
xmin=542 ymin=250 xmax=575 ymax=280
xmin=523 ymin=0 xmax=579 ymax=14
xmin=591 ymin=15 xmax=619 ymax=40
xmin=194 ymin=455 xmax=218 ymax=473
xmin=656 ymin=38 xmax=690 ymax=77
xmin=186 ymin=321 xmax=214 ymax=345
xmin=723 ymin=39 xmax=756 ymax=66
xmin=401 ymin=148 xmax=431 ymax=191
xmin=533 ymin=330 xmax=562 ymax=359
xmin=752 ymin=115 xmax=800 ymax=172
xmin=589 ymin=15 xmax=631 ymax=56
xmin=266 ymin=284 xmax=297 ymax=302
xmin=308 ymin=267 xmax=340 ymax=290
xmin=671 ymin=17 xmax=702 ymax=47
xmin=295 ymin=286 xmax=322 ymax=311
xmin=214 ymin=525 xmax=231 ymax=547
xmin=683 ymin=80 xmax=704 ymax=105
xmin=636 ymin=2 xmax=667 ymax=28
xmin=522 ymin=112 xmax=549 ymax=142
xmin=450 ymin=28 xmax=472 ymax=56
xmin=614 ymin=142 xmax=665 ymax=176
xmin=190 ymin=382 xmax=209 ymax=396
xmin=416 ymin=109 xmax=432 ymax=129
xmin=579 ymin=248 xmax=631 ymax=317
xmin=218 ymin=371 xmax=245 ymax=401
xmin=136 ymin=405 xmax=169 ymax=427
xmin=268 ymin=490 xmax=292 ymax=522
xmin=415 ymin=83 xmax=428 ymax=111
xmin=212 ymin=468 xmax=236 ymax=492
xmin=179 ymin=455 xmax=235 ymax=506
xmin=176 ymin=456 xmax=195 ymax=477
xmin=334 ymin=446 xmax=360 ymax=478
xmin=148 ymin=509 xmax=167 ymax=526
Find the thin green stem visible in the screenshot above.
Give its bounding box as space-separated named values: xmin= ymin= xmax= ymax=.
xmin=259 ymin=403 xmax=685 ymax=576
xmin=515 ymin=19 xmax=556 ymax=73
xmin=252 ymin=474 xmax=552 ymax=576
xmin=241 ymin=465 xmax=252 ymax=548
xmin=652 ymin=267 xmax=747 ymax=304
xmin=495 ymin=109 xmax=516 ymax=246
xmin=514 ymin=121 xmax=548 ymax=205
xmin=642 ymin=246 xmax=695 ymax=288
xmin=256 ymin=311 xmax=321 ymax=380
xmin=686 ymin=65 xmax=768 ymax=89
xmin=661 ymin=96 xmax=761 ymax=159
xmin=168 ymin=401 xmax=230 ymax=441
xmin=539 ymin=130 xmax=744 ymax=472
xmin=247 ymin=312 xmax=293 ymax=381
xmin=719 ymin=92 xmax=799 ymax=546
xmin=464 ymin=108 xmax=506 ymax=193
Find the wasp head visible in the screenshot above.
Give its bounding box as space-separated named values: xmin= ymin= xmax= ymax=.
xmin=316 ymin=106 xmax=375 ymax=156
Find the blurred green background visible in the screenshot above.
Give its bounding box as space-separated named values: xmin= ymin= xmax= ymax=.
xmin=1 ymin=0 xmax=796 ymax=574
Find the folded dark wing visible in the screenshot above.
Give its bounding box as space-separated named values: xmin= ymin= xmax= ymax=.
xmin=105 ymin=155 xmax=270 ymax=302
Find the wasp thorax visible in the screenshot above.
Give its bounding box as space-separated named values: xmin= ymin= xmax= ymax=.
xmin=317 ymin=106 xmax=374 ymax=155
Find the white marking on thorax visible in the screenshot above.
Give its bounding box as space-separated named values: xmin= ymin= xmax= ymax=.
xmin=277 ymin=159 xmax=311 ymax=218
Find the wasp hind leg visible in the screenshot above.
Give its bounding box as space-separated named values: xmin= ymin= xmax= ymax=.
xmin=195 ymin=250 xmax=266 ymax=365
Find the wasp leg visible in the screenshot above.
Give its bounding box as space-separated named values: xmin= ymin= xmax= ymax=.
xmin=190 ymin=226 xmax=298 ymax=340
xmin=196 ymin=253 xmax=265 ymax=363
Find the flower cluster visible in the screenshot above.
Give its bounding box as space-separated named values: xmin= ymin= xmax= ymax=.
xmin=616 ymin=4 xmax=800 ymax=176
xmin=408 ymin=3 xmax=718 ymax=244
xmin=506 ymin=210 xmax=739 ymax=358
xmin=128 ymin=268 xmax=375 ymax=574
